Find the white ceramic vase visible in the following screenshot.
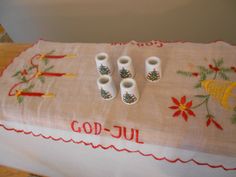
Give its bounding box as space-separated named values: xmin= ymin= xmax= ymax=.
xmin=117 ymin=56 xmax=135 ymax=79
xmin=97 ymin=75 xmax=117 ymax=100
xmin=120 ymin=78 xmax=139 ymax=105
xmin=145 ymin=56 xmax=161 ymax=82
xmin=95 ymin=52 xmax=113 ymax=76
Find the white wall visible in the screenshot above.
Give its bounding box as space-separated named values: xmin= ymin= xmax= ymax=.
xmin=0 ymin=0 xmax=236 ymax=43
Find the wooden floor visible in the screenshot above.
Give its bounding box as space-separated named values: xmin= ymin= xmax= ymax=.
xmin=0 ymin=165 xmax=43 ymax=177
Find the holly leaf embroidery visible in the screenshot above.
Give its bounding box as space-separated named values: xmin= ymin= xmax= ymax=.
xmin=195 ymin=95 xmax=208 ymax=98
xmin=43 ymin=58 xmax=49 ymax=65
xmin=44 ymin=65 xmax=54 ymax=72
xmin=23 ymin=84 xmax=34 ymax=92
xmin=176 ymin=70 xmax=192 ymax=77
xmin=232 ymin=108 xmax=236 ymax=124
xmin=46 ymin=50 xmax=55 ymax=56
xmin=28 ymin=66 xmax=35 ymax=71
xmin=219 ymin=71 xmax=229 ymax=80
xmin=200 ymin=72 xmax=206 ymax=81
xmin=12 ymin=71 xmax=21 ymax=77
xmin=197 ymin=66 xmax=213 ymax=75
xmin=39 ymin=76 xmax=45 ymax=83
xmin=21 ymin=76 xmax=27 ymax=82
xmin=194 ymin=82 xmax=201 ymax=88
xmin=213 ymin=58 xmax=223 ymax=67
xmin=221 ymin=67 xmax=233 ymax=73
xmin=17 ymin=96 xmax=24 ymax=103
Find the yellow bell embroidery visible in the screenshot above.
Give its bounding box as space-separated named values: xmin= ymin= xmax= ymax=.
xmin=175 ymin=58 xmax=236 ymax=130
xmin=201 ymin=80 xmax=236 ymax=110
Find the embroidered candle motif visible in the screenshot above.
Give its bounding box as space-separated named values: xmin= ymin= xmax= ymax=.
xmin=9 ymin=50 xmax=76 ymax=103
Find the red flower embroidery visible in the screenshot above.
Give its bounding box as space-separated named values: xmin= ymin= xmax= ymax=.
xmin=169 ymin=96 xmax=196 ymax=121
xmin=206 ymin=116 xmax=223 ymax=130
xmin=20 ymin=69 xmax=28 ymax=76
xmin=208 ymin=64 xmax=220 ymax=72
xmin=192 ymin=72 xmax=199 ymax=77
xmin=231 ymin=66 xmax=236 ymax=73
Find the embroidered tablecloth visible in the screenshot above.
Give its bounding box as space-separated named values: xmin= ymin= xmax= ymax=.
xmin=0 ymin=40 xmax=236 ymax=171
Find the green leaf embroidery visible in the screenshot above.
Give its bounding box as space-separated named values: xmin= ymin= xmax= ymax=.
xmin=221 ymin=67 xmax=233 ymax=73
xmin=176 ymin=70 xmax=192 ymax=77
xmin=23 ymin=84 xmax=34 ymax=92
xmin=213 ymin=58 xmax=224 ymax=67
xmin=200 ymin=73 xmax=206 ymax=81
xmin=195 ymin=95 xmax=208 ymax=98
xmin=231 ymin=113 xmax=236 ymax=124
xmin=12 ymin=71 xmax=21 ymax=77
xmin=28 ymin=66 xmax=35 ymax=71
xmin=21 ymin=76 xmax=27 ymax=82
xmin=216 ymin=58 xmax=224 ymax=67
xmin=43 ymin=58 xmax=49 ymax=65
xmin=219 ymin=72 xmax=229 ymax=80
xmin=44 ymin=65 xmax=54 ymax=72
xmin=194 ymin=82 xmax=202 ymax=88
xmin=46 ymin=50 xmax=55 ymax=55
xmin=17 ymin=96 xmax=24 ymax=103
xmin=39 ymin=76 xmax=45 ymax=83
xmin=197 ymin=66 xmax=213 ymax=75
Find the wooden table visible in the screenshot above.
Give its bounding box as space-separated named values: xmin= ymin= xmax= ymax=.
xmin=0 ymin=43 xmax=30 ymax=72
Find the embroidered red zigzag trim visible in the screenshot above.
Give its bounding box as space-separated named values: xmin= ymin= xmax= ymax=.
xmin=0 ymin=123 xmax=236 ymax=171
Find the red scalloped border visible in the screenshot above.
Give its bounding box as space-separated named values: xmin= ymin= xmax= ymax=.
xmin=0 ymin=39 xmax=236 ymax=171
xmin=0 ymin=123 xmax=236 ymax=171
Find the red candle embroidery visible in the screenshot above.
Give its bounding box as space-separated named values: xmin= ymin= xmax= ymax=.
xmin=9 ymin=50 xmax=77 ymax=103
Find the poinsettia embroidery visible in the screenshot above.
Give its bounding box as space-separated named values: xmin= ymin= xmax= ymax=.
xmin=171 ymin=58 xmax=236 ymax=130
xmin=169 ymin=96 xmax=195 ymax=121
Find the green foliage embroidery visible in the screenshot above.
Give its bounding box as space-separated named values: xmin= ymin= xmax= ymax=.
xmin=177 ymin=58 xmax=236 ymax=129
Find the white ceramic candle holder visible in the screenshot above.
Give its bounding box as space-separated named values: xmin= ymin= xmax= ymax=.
xmin=97 ymin=75 xmax=117 ymax=100
xmin=117 ymin=56 xmax=135 ymax=79
xmin=95 ymin=52 xmax=113 ymax=76
xmin=120 ymin=78 xmax=139 ymax=105
xmin=145 ymin=56 xmax=161 ymax=82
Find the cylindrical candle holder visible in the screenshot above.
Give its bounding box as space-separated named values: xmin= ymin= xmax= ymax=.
xmin=145 ymin=56 xmax=161 ymax=82
xmin=95 ymin=52 xmax=113 ymax=76
xmin=117 ymin=56 xmax=135 ymax=79
xmin=120 ymin=78 xmax=139 ymax=105
xmin=97 ymin=75 xmax=117 ymax=100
